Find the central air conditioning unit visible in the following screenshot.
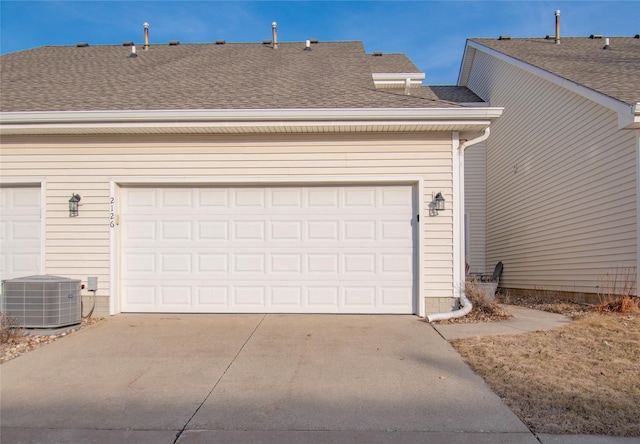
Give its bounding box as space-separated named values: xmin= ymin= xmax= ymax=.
xmin=1 ymin=275 xmax=82 ymax=329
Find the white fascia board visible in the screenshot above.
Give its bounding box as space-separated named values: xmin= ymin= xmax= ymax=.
xmin=620 ymin=103 xmax=640 ymax=130
xmin=465 ymin=41 xmax=635 ymax=128
xmin=1 ymin=107 xmax=500 ymax=123
xmin=0 ymin=108 xmax=503 ymax=134
xmin=457 ymin=42 xmax=476 ymax=86
xmin=372 ymin=72 xmax=426 ymax=87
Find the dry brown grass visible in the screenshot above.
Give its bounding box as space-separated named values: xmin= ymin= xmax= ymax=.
xmin=452 ymin=312 xmax=640 ymax=437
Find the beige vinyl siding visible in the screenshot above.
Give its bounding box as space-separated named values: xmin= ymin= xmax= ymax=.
xmin=464 ymin=142 xmax=486 ymax=274
xmin=0 ymin=132 xmax=455 ymax=315
xmin=467 ymin=51 xmax=637 ymax=294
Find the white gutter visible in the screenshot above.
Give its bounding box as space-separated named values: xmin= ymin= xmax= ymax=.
xmin=0 ymin=108 xmax=504 ymax=135
xmin=427 ymin=127 xmax=491 ymax=323
xmin=459 ymin=127 xmax=491 ymax=151
xmin=0 ymin=107 xmax=501 ymax=124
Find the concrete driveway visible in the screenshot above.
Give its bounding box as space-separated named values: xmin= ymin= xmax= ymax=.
xmin=1 ymin=314 xmax=537 ymax=443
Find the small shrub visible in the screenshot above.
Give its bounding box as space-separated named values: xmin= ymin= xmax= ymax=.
xmin=595 ymin=268 xmax=639 ymax=314
xmin=0 ymin=312 xmax=25 ymax=344
xmin=465 ymin=280 xmax=498 ymax=314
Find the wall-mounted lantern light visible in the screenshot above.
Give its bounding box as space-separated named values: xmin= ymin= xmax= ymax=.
xmin=69 ymin=194 xmax=81 ymax=217
xmin=433 ymin=192 xmax=445 ymax=212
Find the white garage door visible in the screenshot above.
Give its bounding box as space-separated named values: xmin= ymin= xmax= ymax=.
xmin=120 ymin=185 xmax=416 ymax=313
xmin=0 ymin=186 xmax=42 ymax=290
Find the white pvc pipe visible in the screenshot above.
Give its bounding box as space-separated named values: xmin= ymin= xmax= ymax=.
xmin=426 ymin=291 xmax=473 ymax=323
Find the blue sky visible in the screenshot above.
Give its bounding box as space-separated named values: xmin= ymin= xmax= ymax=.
xmin=1 ymin=1 xmax=638 ymax=84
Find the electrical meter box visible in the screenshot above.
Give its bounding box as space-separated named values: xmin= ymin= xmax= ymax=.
xmin=87 ymin=277 xmax=98 ymax=291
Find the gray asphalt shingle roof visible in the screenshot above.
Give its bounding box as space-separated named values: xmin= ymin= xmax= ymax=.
xmin=1 ymin=41 xmax=480 ymax=112
xmin=368 ymin=53 xmax=421 ymax=73
xmin=470 ymin=37 xmax=640 ymax=106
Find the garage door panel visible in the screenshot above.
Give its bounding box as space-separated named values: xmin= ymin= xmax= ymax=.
xmin=270 ymin=221 xmax=302 ymax=240
xmin=234 ymin=221 xmax=265 ymax=241
xmin=161 ymin=221 xmax=192 ymax=240
xmin=121 ymin=185 xmax=415 ymax=313
xmin=124 ymin=220 xmax=156 ymax=240
xmin=344 ymin=188 xmax=376 ymax=207
xmin=124 ymin=253 xmax=156 ymax=272
xmin=198 ymin=221 xmax=229 ymax=240
xmin=197 ymin=254 xmax=229 ymax=273
xmin=124 ymin=252 xmax=413 ymax=278
xmin=381 ymin=286 xmax=415 ymax=308
xmin=121 ymin=286 xmax=156 ymax=307
xmin=234 ymin=287 xmax=265 ymax=308
xmin=198 ymin=287 xmax=229 ymax=306
xmin=0 ymin=187 xmax=42 ymax=288
xmin=307 ymin=254 xmax=339 ymax=273
xmin=233 ymin=254 xmax=265 ymax=273
xmin=161 ymin=254 xmax=192 ymax=273
xmin=344 ymin=286 xmax=376 ymax=306
xmin=161 ymin=286 xmax=192 ymax=305
xmin=306 ymin=286 xmax=340 ymax=311
xmin=126 ymin=188 xmax=157 ymax=207
xmin=381 ymin=187 xmax=413 ymax=207
xmin=270 ymin=254 xmax=302 ymax=273
xmin=271 ymin=189 xmax=302 ymax=207
xmin=269 ymin=287 xmax=302 ymax=307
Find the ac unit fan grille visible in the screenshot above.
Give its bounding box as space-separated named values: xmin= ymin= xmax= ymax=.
xmin=1 ymin=275 xmax=82 ymax=328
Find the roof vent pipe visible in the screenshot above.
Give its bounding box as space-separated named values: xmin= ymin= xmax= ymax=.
xmin=304 ymin=40 xmax=311 ymax=51
xmin=129 ymin=44 xmax=137 ymax=58
xmin=603 ymin=37 xmax=611 ymax=49
xmin=272 ymin=22 xmax=278 ymax=49
xmin=404 ymin=78 xmax=411 ymax=95
xmin=143 ymin=22 xmax=149 ymax=51
xmin=554 ymin=10 xmax=561 ymax=44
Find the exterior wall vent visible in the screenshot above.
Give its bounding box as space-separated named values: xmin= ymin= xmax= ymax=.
xmin=1 ymin=275 xmax=81 ymax=329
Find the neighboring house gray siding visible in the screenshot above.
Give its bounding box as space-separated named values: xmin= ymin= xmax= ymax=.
xmin=464 ymin=142 xmax=486 ymax=274
xmin=461 ymin=39 xmax=639 ymax=297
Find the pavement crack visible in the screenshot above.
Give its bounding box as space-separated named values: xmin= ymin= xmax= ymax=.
xmin=172 ymin=314 xmax=267 ymax=444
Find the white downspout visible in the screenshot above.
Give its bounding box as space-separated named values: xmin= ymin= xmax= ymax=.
xmin=427 ymin=127 xmax=491 ymax=322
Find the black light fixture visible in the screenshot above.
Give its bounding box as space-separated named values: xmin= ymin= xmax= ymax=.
xmin=433 ymin=192 xmax=445 ymax=212
xmin=69 ymin=194 xmax=81 ymax=217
